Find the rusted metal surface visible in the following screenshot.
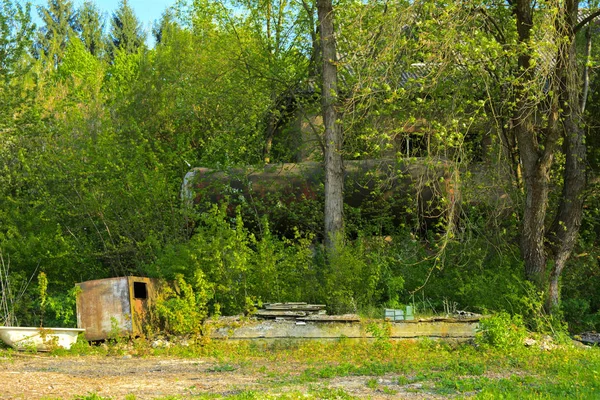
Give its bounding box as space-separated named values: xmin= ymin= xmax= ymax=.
xmin=76 ymin=277 xmax=160 ymax=341
xmin=128 ymin=276 xmax=158 ymax=338
xmin=184 ymin=159 xmax=456 ymax=208
xmin=182 ymin=159 xmax=457 ymax=234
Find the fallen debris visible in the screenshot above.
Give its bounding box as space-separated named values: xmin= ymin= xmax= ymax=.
xmin=574 ymin=331 xmax=600 ymax=346
xmin=256 ymin=303 xmax=326 ymax=320
xmin=297 ymin=314 xmax=360 ymax=322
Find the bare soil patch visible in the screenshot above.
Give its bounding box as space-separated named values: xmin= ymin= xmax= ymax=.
xmin=0 ymin=353 xmax=448 ymax=399
xmin=1 ymin=355 xmax=257 ymax=399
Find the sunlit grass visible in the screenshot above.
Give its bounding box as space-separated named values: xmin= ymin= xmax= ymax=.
xmin=3 ymin=337 xmax=600 ymax=399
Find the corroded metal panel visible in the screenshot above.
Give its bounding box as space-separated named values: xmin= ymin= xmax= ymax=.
xmin=76 ymin=277 xmax=133 ymax=341
xmin=76 ymin=276 xmax=162 ymax=341
xmin=127 ymin=276 xmax=159 ymax=338
xmin=183 ymin=159 xmax=457 ymax=231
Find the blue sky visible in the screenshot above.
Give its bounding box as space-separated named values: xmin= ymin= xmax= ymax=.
xmin=31 ymin=0 xmax=177 ymax=43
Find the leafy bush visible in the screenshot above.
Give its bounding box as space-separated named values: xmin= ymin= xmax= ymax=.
xmin=560 ymin=242 xmax=600 ymax=333
xmin=150 ymin=204 xmax=319 ymax=314
xmin=562 ymin=298 xmax=600 ymax=333
xmin=154 ymin=274 xmax=211 ymax=336
xmin=149 ymin=204 xmax=410 ymax=315
xmin=475 ymin=312 xmax=527 ymax=349
xmin=322 ymin=235 xmax=404 ymax=314
xmin=45 ymin=286 xmax=81 ymax=327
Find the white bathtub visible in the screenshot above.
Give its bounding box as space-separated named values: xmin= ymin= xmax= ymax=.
xmin=0 ymin=326 xmax=85 ymax=351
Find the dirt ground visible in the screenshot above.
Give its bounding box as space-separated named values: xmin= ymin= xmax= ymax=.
xmin=0 ymin=353 xmax=448 ymax=400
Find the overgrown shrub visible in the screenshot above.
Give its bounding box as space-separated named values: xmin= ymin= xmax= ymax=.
xmin=475 ymin=312 xmax=527 ymax=349
xmin=560 ymin=242 xmax=600 ymax=333
xmin=149 ymin=204 xmax=320 ymax=314
xmin=154 ymin=273 xmax=211 ymax=336
xmin=149 ymin=204 xmax=409 ymax=315
xmin=322 ymin=235 xmax=404 ymax=314
xmin=562 ymin=298 xmax=600 ymax=333
xmin=148 ymin=198 xmax=585 ymax=327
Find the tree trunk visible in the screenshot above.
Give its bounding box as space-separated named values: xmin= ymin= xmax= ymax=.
xmin=513 ymin=0 xmax=554 ymax=288
xmin=263 ymin=96 xmax=278 ymax=163
xmin=301 ymin=0 xmax=321 ymax=83
xmin=580 ymin=25 xmax=592 ymax=113
xmin=545 ymin=0 xmax=586 ymax=311
xmin=512 ymin=0 xmax=587 ymax=312
xmin=520 ymin=164 xmax=552 ymax=286
xmin=317 ymin=0 xmax=344 ymax=251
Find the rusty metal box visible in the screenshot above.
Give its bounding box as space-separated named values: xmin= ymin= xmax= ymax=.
xmin=76 ymin=276 xmax=160 ymax=341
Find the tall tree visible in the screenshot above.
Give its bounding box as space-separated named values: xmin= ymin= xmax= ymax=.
xmin=77 ymin=1 xmax=105 ymax=57
xmin=0 ymin=0 xmax=35 ymax=146
xmin=36 ymin=0 xmax=78 ymax=67
xmin=0 ymin=0 xmax=34 ymax=108
xmin=152 ymin=9 xmax=176 ymax=45
xmin=511 ymin=0 xmax=594 ymax=310
xmin=317 ymin=0 xmax=343 ymax=250
xmin=327 ymin=0 xmax=596 ymax=311
xmin=108 ymin=0 xmax=144 ymax=57
xmin=228 ymin=0 xmax=312 ymax=163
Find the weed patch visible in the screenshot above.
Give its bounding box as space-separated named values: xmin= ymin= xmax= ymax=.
xmin=207 ymin=363 xmax=237 ymax=372
xmin=6 ymin=339 xmax=600 ymax=399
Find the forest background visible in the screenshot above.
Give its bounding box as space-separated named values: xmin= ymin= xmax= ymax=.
xmin=1 ymin=0 xmax=600 ymax=335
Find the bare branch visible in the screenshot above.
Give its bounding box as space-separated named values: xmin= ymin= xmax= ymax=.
xmin=574 ymin=9 xmax=600 ymax=34
xmin=476 ymin=7 xmax=506 ymax=44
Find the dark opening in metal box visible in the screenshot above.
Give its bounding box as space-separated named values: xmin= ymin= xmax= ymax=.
xmin=76 ymin=276 xmax=160 ymax=341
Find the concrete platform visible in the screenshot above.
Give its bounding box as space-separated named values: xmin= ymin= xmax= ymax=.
xmin=209 ymin=317 xmax=479 ymax=341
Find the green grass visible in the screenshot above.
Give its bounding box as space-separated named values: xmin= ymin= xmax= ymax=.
xmin=252 ymin=340 xmax=600 ymax=398
xmin=207 ymin=363 xmax=237 ymax=372
xmin=4 ymin=338 xmax=600 ymax=399
xmin=106 ymin=389 xmax=359 ymax=400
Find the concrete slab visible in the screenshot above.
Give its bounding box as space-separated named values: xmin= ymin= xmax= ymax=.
xmin=209 ymin=318 xmax=479 ymax=341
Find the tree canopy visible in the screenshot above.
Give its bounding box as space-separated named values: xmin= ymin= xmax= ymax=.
xmin=1 ymin=0 xmax=600 ymax=332
xmin=108 ymin=0 xmax=144 ymax=56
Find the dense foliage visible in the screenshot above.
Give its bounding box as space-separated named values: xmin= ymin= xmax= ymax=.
xmin=1 ymin=0 xmax=599 ymax=334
